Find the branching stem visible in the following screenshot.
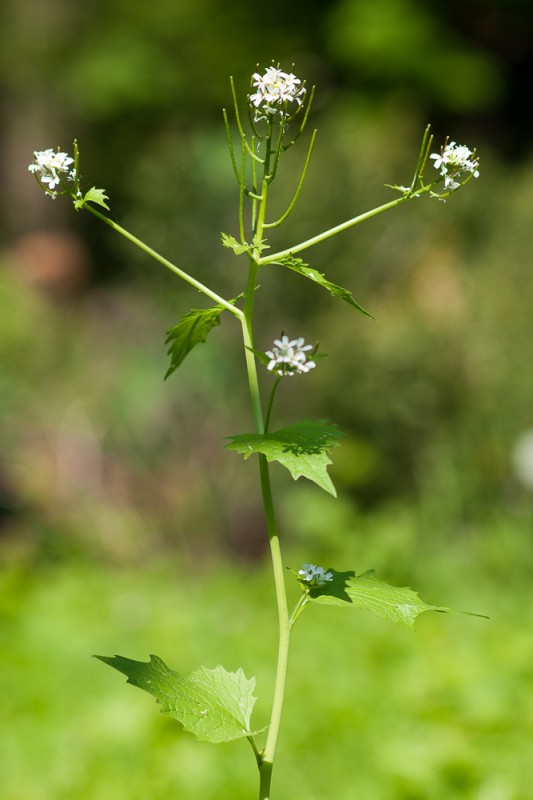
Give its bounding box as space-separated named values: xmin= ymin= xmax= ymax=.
xmin=83 ymin=205 xmax=242 ymax=318
xmin=260 ymin=195 xmax=411 ymax=264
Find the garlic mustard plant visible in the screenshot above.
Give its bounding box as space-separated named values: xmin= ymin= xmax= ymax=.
xmin=29 ymin=63 xmax=485 ymax=800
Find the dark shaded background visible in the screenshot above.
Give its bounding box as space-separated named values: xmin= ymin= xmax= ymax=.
xmin=1 ymin=0 xmax=532 ymax=564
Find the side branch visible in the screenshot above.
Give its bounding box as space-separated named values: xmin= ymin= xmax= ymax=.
xmin=264 ymin=129 xmax=317 ymax=229
xmin=259 ymin=194 xmax=415 ymax=263
xmin=84 ymin=205 xmax=243 ymax=319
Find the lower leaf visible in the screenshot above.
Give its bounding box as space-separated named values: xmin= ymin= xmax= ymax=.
xmin=95 ymin=654 xmax=264 ymax=743
xmin=307 ymin=569 xmax=487 ymax=628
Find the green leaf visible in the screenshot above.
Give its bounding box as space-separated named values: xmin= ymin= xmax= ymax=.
xmin=272 ymin=255 xmax=374 ymax=319
xmin=226 ymin=420 xmax=343 ymax=496
xmin=221 ymin=233 xmax=269 ymax=256
xmin=308 ymin=569 xmax=487 ymax=628
xmin=95 ymin=654 xmax=264 ymax=744
xmin=82 ymin=186 xmax=110 ymax=210
xmin=220 ymin=232 xmax=251 ymax=255
xmin=165 ymin=306 xmax=223 ymax=379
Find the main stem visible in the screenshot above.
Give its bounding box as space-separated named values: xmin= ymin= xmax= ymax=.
xmin=258 ymin=460 xmax=290 ymax=800
xmin=240 ymin=132 xmax=291 ymax=799
xmin=241 ymin=260 xmax=290 ymax=800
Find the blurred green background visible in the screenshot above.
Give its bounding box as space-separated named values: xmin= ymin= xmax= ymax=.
xmin=1 ymin=0 xmax=533 ymax=798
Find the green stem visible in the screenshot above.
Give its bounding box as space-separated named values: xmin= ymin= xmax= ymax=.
xmin=230 ymin=76 xmax=262 ymax=163
xmin=240 ymin=267 xmax=290 ymax=800
xmin=83 ymin=204 xmax=242 ymax=319
xmin=264 ymin=377 xmax=282 ymax=433
xmin=289 ymin=592 xmax=310 ymax=628
xmin=259 ymin=761 xmax=273 ymax=800
xmin=260 ymin=195 xmax=411 ymax=264
xmin=264 ymin=129 xmax=317 ymax=229
xmin=238 ymin=125 xmax=291 ymax=798
xmin=247 ymin=735 xmax=263 ymax=769
xmin=257 ymin=457 xmax=290 ymax=799
xmin=223 ymin=107 xmax=240 ymax=186
xmin=240 ymin=139 xmax=248 ymax=243
xmin=241 ymin=262 xmax=263 ymax=431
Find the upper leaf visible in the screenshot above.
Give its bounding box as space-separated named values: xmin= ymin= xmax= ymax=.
xmin=226 ymin=420 xmax=343 ymax=496
xmin=271 ymin=255 xmax=374 ymax=319
xmin=220 ymin=233 xmax=270 ymax=256
xmin=307 ymin=569 xmax=485 ymax=628
xmin=95 ymin=654 xmax=263 ymax=744
xmin=165 ymin=306 xmax=223 ymax=379
xmin=79 ymin=186 xmax=110 ymax=210
xmin=220 ymin=232 xmax=252 ymax=255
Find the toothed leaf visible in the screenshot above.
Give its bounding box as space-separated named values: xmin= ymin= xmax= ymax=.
xmin=81 ymin=186 xmax=110 ymax=210
xmin=95 ymin=654 xmax=263 ymax=744
xmin=220 ymin=233 xmax=251 ymax=255
xmin=226 ymin=420 xmax=343 ymax=496
xmin=165 ymin=306 xmax=223 ymax=379
xmin=272 ymin=255 xmax=373 ymax=319
xmin=308 ymin=569 xmax=487 ymax=628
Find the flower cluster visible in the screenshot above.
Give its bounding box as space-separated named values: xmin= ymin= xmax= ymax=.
xmin=266 ymin=335 xmax=316 ymax=377
xmin=249 ymin=66 xmax=306 ymax=121
xmin=430 ymin=141 xmax=479 ymax=191
xmin=298 ymin=564 xmax=333 ymax=587
xmin=28 ymin=149 xmax=76 ymax=195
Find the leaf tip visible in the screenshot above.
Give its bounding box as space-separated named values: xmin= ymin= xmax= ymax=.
xmin=93 ymin=653 xmax=112 ymax=664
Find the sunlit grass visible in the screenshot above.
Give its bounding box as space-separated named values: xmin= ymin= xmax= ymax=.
xmin=2 ymin=519 xmax=532 ymax=800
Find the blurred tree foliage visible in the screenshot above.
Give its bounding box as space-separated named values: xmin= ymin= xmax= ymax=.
xmin=1 ymin=0 xmax=532 ymax=562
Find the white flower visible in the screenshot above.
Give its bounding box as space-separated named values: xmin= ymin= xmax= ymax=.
xmin=298 ymin=564 xmax=333 ymax=586
xmin=28 ymin=148 xmax=75 ymax=193
xmin=249 ymin=66 xmax=306 ymax=121
xmin=430 ymin=141 xmax=479 ymax=191
xmin=265 ymin=335 xmax=316 ymax=376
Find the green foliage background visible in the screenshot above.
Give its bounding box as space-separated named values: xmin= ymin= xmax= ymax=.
xmin=1 ymin=0 xmax=532 ymax=797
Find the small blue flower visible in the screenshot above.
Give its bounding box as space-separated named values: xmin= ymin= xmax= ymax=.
xmin=298 ymin=564 xmax=333 ymax=587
